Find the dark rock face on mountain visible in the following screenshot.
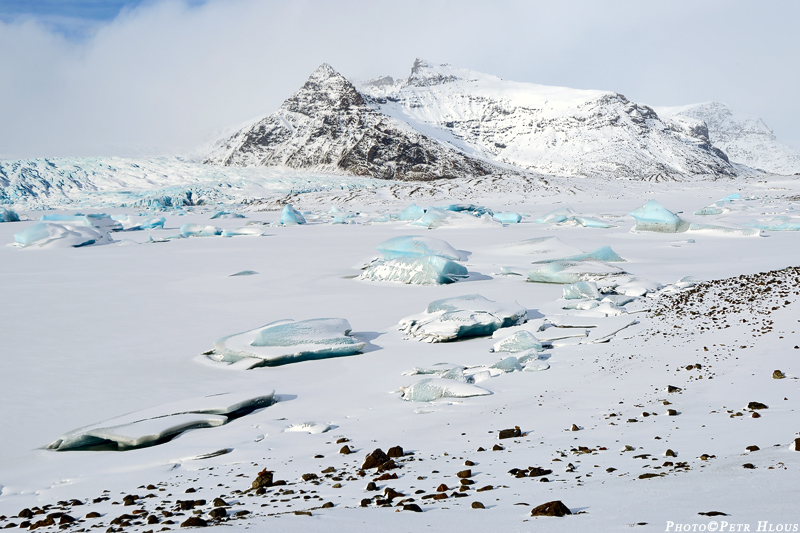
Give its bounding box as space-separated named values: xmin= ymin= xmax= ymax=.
xmin=204 ymin=64 xmax=503 ymax=181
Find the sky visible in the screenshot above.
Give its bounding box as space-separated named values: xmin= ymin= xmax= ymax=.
xmin=0 ymin=0 xmax=798 ymax=160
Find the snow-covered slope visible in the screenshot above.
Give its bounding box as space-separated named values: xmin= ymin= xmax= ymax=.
xmin=657 ymin=102 xmax=800 ymax=175
xmin=204 ymin=64 xmax=506 ymax=181
xmin=360 ymin=60 xmax=738 ymax=180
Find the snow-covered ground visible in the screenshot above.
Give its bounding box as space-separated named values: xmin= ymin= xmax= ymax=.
xmin=1 ymin=173 xmax=799 ymax=531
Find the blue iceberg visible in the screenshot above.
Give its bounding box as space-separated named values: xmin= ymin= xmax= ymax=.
xmin=0 ymin=207 xmax=20 ymax=222
xmin=493 ymin=212 xmax=522 ymax=224
xmin=14 ymin=222 xmax=113 ymax=248
xmin=629 ymin=200 xmax=689 ymax=233
xmin=281 ymin=204 xmax=306 ymax=225
xmin=397 ymin=203 xmax=426 ymax=221
xmin=376 ymin=235 xmax=466 ymax=261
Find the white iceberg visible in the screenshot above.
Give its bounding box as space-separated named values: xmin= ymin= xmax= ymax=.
xmin=13 ymin=222 xmax=113 ymax=248
xmin=528 ymin=260 xmax=625 ymax=284
xmin=209 ymin=318 xmax=366 ymax=367
xmin=400 ymin=378 xmax=491 ymax=402
xmin=629 ymin=200 xmax=690 ymax=233
xmin=281 ymin=204 xmax=306 ymax=225
xmin=491 ymin=330 xmax=543 ymax=353
xmin=403 ymin=363 xmax=466 ymax=376
xmin=360 ymin=255 xmax=468 ymax=285
xmin=180 ymin=223 xmax=221 ymax=237
xmin=48 ymin=391 xmax=276 ymax=451
xmin=563 ymin=281 xmax=602 ymax=300
xmin=399 ymin=294 xmax=527 ymax=342
xmin=376 ymin=235 xmax=467 ymax=261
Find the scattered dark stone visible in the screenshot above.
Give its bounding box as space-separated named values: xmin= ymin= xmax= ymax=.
xmin=436 ymin=484 xmax=449 ymax=492
xmin=471 ymin=501 xmax=485 ymax=509
xmin=18 ymin=509 xmax=33 ymax=519
xmin=321 ymin=466 xmax=336 ymax=474
xmin=251 ymin=469 xmax=274 ymax=490
xmin=86 ymin=512 xmax=101 ymax=519
xmin=539 ymin=478 xmax=550 ymax=483
xmin=665 ymin=449 xmax=677 ymax=457
xmin=321 ymin=502 xmax=334 ymax=509
xmin=699 ymin=511 xmax=728 ymax=517
xmin=185 ymin=488 xmax=197 ymax=494
xmin=148 ymin=515 xmax=160 ymax=524
xmin=178 ymin=501 xmax=196 ymax=511
xmin=377 ymin=459 xmax=398 ymax=473
xmin=743 ymin=463 xmax=756 ymax=469
xmin=752 ymin=412 xmax=761 ymax=418
xmin=147 ymin=485 xmax=157 ymax=490
xmin=387 ymin=446 xmax=404 ymax=458
xmin=18 ymin=522 xmax=30 ymax=529
xmin=794 ymin=438 xmax=800 ymax=452
xmin=530 ymin=501 xmax=571 ymax=517
xmin=464 ymin=460 xmax=475 ymax=466
xmin=339 ymin=446 xmax=352 ymax=455
xmin=366 ymin=482 xmax=378 ymax=491
xmin=667 ymin=385 xmax=682 ymax=393
xmin=294 ymin=511 xmax=312 ymax=516
xmin=208 ymin=508 xmax=226 ymax=519
xmin=235 ymin=510 xmax=250 ymax=517
xmin=498 ymin=427 xmax=521 ymax=439
xmin=403 ymin=504 xmax=422 ymax=513
xmin=360 ymin=499 xmax=371 ymax=508
xmin=336 ymin=437 xmax=350 ymax=444
xmin=667 ymin=409 xmax=678 ymax=416
xmin=314 ymin=454 xmax=324 ymax=459
xmin=122 ymin=495 xmax=138 ymax=506
xmin=528 ymin=467 xmax=552 ymax=477
xmin=58 ymin=515 xmax=75 ymax=525
xmin=746 ymin=445 xmax=760 ymax=452
xmin=212 ymin=498 xmax=227 ymax=508
xmin=460 ymin=479 xmax=475 ymax=485
xmin=476 ymin=485 xmax=493 ymax=492
xmin=362 ymin=449 xmax=390 ymax=469
xmin=432 ymin=493 xmax=448 ymax=500
xmin=639 ymin=473 xmax=661 ymax=479
xmin=492 ymin=444 xmax=504 ymax=451
xmin=301 ymin=473 xmax=318 ymax=482
xmin=570 ymin=424 xmax=580 ymax=431
xmin=456 ymin=469 xmax=472 ymax=478
xmin=477 ymin=447 xmax=486 ymax=452
xmin=384 ymin=488 xmax=404 ymax=500
xmin=375 ymin=473 xmax=398 ymax=481
xmin=747 ymin=402 xmax=768 ymax=410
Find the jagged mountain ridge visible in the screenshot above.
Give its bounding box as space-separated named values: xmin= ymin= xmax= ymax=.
xmin=360 ymin=60 xmax=737 ymax=180
xmin=207 ymin=59 xmax=741 ymax=181
xmin=656 ymin=102 xmax=800 ymax=175
xmin=204 ymin=64 xmax=506 ymax=181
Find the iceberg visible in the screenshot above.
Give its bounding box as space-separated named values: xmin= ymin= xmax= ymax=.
xmin=493 ymin=212 xmax=522 ymax=224
xmin=491 ymin=330 xmax=542 ymax=353
xmin=180 ymin=223 xmax=221 ymax=237
xmin=280 ymin=204 xmax=306 ymax=225
xmin=527 ymin=260 xmax=624 ymax=284
xmin=209 ymin=318 xmax=366 ymax=367
xmin=400 ymin=378 xmax=491 ymax=402
xmin=443 ymin=203 xmax=494 ymax=216
xmin=743 ymin=216 xmax=800 ymax=232
xmin=629 ymin=200 xmax=690 ymax=233
xmin=0 ymin=207 xmax=20 ymax=222
xmin=409 ymin=206 xmax=450 ymax=228
xmin=111 ymin=215 xmax=166 ymax=230
xmin=397 ymin=203 xmax=426 ymax=221
xmin=48 ymin=391 xmax=276 ymax=451
xmin=563 ymin=281 xmax=601 ymax=300
xmin=210 ymin=209 xmax=245 ymax=219
xmin=41 ymin=213 xmax=123 ymax=232
xmin=376 ymin=235 xmax=467 ymax=261
xmin=360 ymin=255 xmax=468 ymax=285
xmin=13 ymin=222 xmax=113 ymax=248
xmin=399 ymin=294 xmax=527 ymax=342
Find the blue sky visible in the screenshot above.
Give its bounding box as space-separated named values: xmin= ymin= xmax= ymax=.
xmin=0 ymin=0 xmax=798 ymax=159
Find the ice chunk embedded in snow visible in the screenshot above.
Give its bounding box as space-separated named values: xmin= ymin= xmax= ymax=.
xmin=560 ymin=246 xmax=626 ymax=263
xmin=535 ymin=207 xmax=575 ymax=224
xmin=376 ymin=235 xmax=467 ymax=261
xmin=490 ymin=356 xmax=523 ymax=373
xmin=112 ymin=215 xmax=166 ymax=230
xmin=399 ymin=294 xmax=527 ymax=342
xmin=744 ymin=216 xmax=800 ymax=231
xmin=528 ymin=260 xmax=624 ymax=284
xmin=180 ymin=223 xmax=221 ymax=237
xmin=41 ymin=213 xmax=123 ymax=231
xmin=491 ymin=330 xmax=542 ymax=353
xmin=629 ymin=200 xmax=689 ymax=233
xmin=401 ymin=378 xmax=491 ymax=402
xmin=563 ymin=281 xmax=601 ymax=300
xmin=572 ymin=216 xmax=615 ymax=228
xmin=285 ymin=422 xmax=333 ymax=434
xmin=398 ymin=203 xmax=426 ymax=221
xmin=0 ymin=207 xmax=20 ymax=222
xmin=48 ymin=391 xmax=276 ymax=451
xmin=360 ymin=255 xmax=468 ymax=285
xmin=210 ymin=318 xmax=365 ymax=367
xmin=221 ymin=227 xmax=265 ymax=237
xmin=210 ymin=209 xmax=245 ymax=219
xmin=614 ymin=278 xmax=663 ymax=296
xmin=281 ymin=204 xmax=306 ymax=225
xmin=493 ymin=212 xmax=522 ymax=224
xmin=442 ymin=203 xmax=494 ymax=216
xmin=687 ymin=222 xmax=760 ymax=237
xmin=13 ymin=222 xmax=113 ymax=248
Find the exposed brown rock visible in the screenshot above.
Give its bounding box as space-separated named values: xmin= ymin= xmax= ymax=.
xmin=498 ymin=427 xmax=521 ymax=439
xmin=362 ymin=449 xmax=390 ymax=469
xmin=387 ymin=446 xmax=404 ymax=458
xmin=471 ymin=502 xmax=485 ymax=509
xmin=530 ymin=500 xmax=571 ymax=517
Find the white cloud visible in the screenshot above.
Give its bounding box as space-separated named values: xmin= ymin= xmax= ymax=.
xmin=1 ymin=0 xmax=799 ymax=159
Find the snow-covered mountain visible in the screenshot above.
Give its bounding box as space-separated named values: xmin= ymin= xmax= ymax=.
xmin=656 ymin=102 xmax=800 ymax=175
xmin=359 ymin=60 xmax=737 ymax=180
xmin=204 ymin=64 xmax=506 ymax=181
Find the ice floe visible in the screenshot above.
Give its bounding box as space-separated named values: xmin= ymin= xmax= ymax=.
xmin=400 ymin=378 xmax=491 ymax=402
xmin=48 ymin=391 xmax=276 ymax=451
xmin=13 ymin=222 xmax=114 ymax=248
xmin=563 ymin=281 xmax=602 ymax=300
xmin=208 ymin=318 xmax=366 ymax=367
xmin=744 ymin=216 xmax=800 ymax=231
xmin=399 ymin=294 xmax=527 ymax=342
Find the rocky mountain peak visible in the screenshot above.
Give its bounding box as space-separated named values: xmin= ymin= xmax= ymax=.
xmin=406 ymin=58 xmax=464 ymax=87
xmin=282 ymin=63 xmax=365 ymax=115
